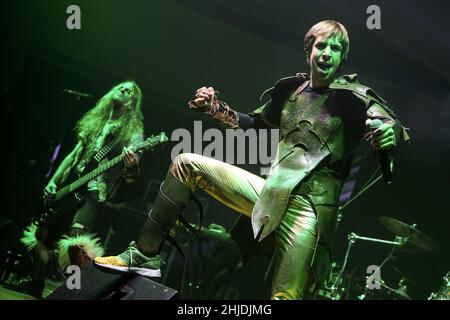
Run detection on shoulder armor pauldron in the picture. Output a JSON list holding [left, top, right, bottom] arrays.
[[259, 73, 309, 102], [330, 74, 388, 106]]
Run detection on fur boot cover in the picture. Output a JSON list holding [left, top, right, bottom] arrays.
[[20, 223, 53, 264], [56, 234, 105, 270]]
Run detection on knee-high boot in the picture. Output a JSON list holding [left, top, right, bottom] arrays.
[[137, 171, 191, 256]]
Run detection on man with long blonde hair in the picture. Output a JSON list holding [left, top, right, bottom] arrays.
[[21, 80, 144, 297], [96, 21, 409, 299]]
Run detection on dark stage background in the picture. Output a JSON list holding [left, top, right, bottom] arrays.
[[1, 0, 449, 299]]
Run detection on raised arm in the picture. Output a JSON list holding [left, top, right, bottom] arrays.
[[188, 86, 277, 130]]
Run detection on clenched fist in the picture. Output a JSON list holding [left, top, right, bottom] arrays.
[[191, 86, 216, 109]]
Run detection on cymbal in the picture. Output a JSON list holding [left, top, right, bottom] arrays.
[[379, 216, 442, 253], [394, 241, 425, 254]]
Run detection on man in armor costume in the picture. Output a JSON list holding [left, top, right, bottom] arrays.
[[94, 21, 409, 299]]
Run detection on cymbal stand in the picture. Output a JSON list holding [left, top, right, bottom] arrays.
[[331, 232, 408, 300], [330, 233, 356, 299]]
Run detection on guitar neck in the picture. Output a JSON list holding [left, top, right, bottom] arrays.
[[55, 153, 124, 201], [52, 132, 168, 203]]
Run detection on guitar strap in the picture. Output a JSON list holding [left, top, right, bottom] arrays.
[[93, 132, 120, 163], [76, 131, 121, 195]]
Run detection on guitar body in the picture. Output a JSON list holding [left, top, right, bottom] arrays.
[[34, 171, 89, 225], [32, 196, 85, 246], [33, 178, 97, 244]]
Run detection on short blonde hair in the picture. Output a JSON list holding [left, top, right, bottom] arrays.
[[304, 20, 350, 63]]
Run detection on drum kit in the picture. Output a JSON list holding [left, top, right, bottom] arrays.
[[319, 216, 447, 300]]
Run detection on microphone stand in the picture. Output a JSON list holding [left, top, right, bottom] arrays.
[[335, 167, 383, 233]]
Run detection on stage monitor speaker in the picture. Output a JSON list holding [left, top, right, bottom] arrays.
[[47, 263, 179, 300]]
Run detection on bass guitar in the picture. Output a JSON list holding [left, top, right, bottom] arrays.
[[33, 132, 169, 226]]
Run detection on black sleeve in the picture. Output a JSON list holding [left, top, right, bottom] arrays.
[[237, 112, 256, 129]]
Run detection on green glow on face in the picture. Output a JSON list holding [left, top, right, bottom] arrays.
[[309, 35, 343, 87], [112, 82, 134, 105]]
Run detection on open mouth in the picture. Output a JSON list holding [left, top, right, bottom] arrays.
[[317, 62, 333, 72]]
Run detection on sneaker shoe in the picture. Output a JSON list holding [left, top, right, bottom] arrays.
[[93, 241, 161, 277]]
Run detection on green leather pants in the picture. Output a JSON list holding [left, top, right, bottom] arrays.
[[169, 153, 318, 299]]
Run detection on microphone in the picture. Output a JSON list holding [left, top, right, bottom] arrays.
[[62, 89, 94, 98], [369, 119, 393, 184]]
